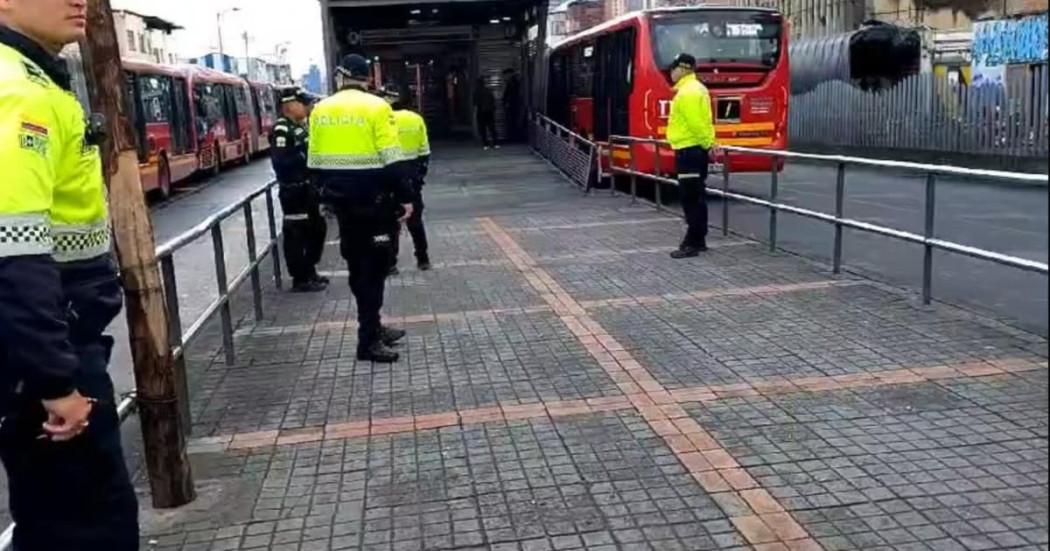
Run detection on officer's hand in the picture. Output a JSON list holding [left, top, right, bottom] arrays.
[[398, 203, 414, 223], [41, 390, 94, 442], [709, 145, 723, 161]]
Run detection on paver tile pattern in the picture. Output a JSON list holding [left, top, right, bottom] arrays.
[[141, 147, 1048, 551]]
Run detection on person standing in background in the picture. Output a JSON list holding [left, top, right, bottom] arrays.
[[382, 86, 432, 274], [665, 53, 717, 259], [474, 77, 498, 150], [502, 68, 522, 142]]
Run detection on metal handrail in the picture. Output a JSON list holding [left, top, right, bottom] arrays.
[[606, 135, 1048, 305]]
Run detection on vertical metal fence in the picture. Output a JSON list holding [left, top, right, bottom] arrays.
[[529, 115, 597, 189], [790, 68, 1050, 159]]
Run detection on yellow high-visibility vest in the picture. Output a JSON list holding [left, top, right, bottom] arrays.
[[307, 88, 402, 170], [0, 43, 109, 262], [666, 73, 716, 151]]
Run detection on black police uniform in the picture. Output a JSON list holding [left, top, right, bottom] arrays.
[[0, 27, 138, 549], [270, 106, 327, 290], [309, 55, 412, 362]]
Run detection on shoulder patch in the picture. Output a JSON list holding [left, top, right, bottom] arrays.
[[275, 136, 288, 147], [19, 120, 50, 156], [21, 61, 50, 87]]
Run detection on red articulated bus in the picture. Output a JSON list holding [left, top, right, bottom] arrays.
[[248, 80, 279, 156], [188, 66, 255, 175], [547, 6, 789, 175], [123, 60, 199, 198]]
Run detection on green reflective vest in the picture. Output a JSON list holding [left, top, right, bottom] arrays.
[[0, 43, 109, 262], [393, 109, 430, 160], [307, 88, 402, 170], [666, 73, 716, 151]]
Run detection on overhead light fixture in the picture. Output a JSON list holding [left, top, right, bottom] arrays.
[[410, 8, 421, 14], [502, 16, 511, 21], [431, 8, 438, 13], [489, 18, 500, 24]]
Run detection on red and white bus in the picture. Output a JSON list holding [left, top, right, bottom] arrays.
[[188, 67, 256, 175], [123, 60, 198, 197], [547, 6, 789, 174], [248, 80, 279, 156]]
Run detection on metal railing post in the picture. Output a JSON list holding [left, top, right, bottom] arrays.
[[769, 161, 779, 251], [721, 150, 731, 236], [159, 255, 192, 434], [833, 162, 846, 274], [265, 188, 283, 290], [922, 172, 937, 304], [629, 143, 638, 204], [243, 202, 264, 321], [210, 225, 236, 365], [653, 141, 663, 208], [607, 140, 615, 195]]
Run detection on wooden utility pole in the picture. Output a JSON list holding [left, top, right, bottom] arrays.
[[82, 0, 196, 508]]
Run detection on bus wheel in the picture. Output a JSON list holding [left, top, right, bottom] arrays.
[[157, 155, 172, 199], [211, 144, 222, 177]]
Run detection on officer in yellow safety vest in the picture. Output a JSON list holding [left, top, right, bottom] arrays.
[[381, 86, 431, 274], [666, 53, 718, 259], [308, 54, 414, 363], [0, 1, 138, 549]]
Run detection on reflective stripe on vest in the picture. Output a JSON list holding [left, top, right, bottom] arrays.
[[0, 212, 52, 256]]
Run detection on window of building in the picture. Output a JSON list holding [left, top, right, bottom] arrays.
[[139, 34, 146, 54], [127, 30, 136, 51]]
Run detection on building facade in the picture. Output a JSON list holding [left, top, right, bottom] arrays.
[[113, 10, 181, 65]]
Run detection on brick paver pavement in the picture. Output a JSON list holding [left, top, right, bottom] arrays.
[[142, 146, 1048, 551]]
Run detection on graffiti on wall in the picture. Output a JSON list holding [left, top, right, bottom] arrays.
[[972, 14, 1048, 67]]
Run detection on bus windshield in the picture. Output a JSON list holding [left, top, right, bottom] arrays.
[[652, 10, 782, 69]]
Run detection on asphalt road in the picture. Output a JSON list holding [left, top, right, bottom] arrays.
[[708, 162, 1049, 334], [108, 160, 278, 395]]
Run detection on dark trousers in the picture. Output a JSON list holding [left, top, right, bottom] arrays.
[[477, 111, 497, 147], [283, 213, 327, 285], [391, 184, 429, 267], [675, 146, 710, 249], [280, 185, 327, 285], [0, 273, 138, 550], [335, 208, 390, 350]]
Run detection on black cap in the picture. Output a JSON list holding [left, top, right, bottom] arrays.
[[337, 53, 371, 79], [378, 85, 400, 101], [669, 53, 696, 71], [277, 86, 313, 105]]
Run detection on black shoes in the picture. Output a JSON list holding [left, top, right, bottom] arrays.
[[292, 279, 327, 293], [670, 244, 707, 259], [388, 266, 400, 276], [312, 274, 330, 285], [381, 326, 406, 345], [417, 259, 432, 271], [357, 342, 400, 363]]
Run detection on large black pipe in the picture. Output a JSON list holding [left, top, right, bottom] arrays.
[[789, 21, 922, 94]]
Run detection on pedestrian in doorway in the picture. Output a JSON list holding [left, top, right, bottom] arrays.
[[666, 53, 717, 259], [271, 86, 328, 292], [474, 77, 498, 149], [308, 54, 412, 363], [0, 1, 139, 549], [502, 68, 522, 142], [382, 86, 432, 274]]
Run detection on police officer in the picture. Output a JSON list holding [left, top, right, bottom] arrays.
[[308, 54, 413, 363], [271, 86, 328, 292], [381, 86, 431, 273], [666, 53, 717, 259], [0, 1, 138, 549]]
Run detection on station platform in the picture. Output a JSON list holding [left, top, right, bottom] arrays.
[[141, 145, 1048, 551]]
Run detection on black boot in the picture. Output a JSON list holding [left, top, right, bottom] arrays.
[[670, 245, 706, 259], [292, 279, 327, 292], [417, 259, 432, 271], [357, 342, 400, 363], [381, 326, 406, 345]]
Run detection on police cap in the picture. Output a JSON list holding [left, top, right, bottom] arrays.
[[669, 53, 697, 72], [277, 86, 314, 105], [336, 53, 371, 79]]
